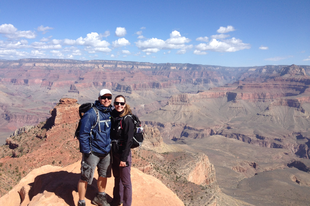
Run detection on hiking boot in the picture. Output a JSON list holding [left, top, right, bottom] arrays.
[[91, 194, 110, 206], [109, 199, 123, 206], [78, 201, 86, 206]]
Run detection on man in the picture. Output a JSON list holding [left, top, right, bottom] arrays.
[[77, 89, 113, 206]]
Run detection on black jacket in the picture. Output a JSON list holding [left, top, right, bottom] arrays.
[[111, 109, 134, 162]]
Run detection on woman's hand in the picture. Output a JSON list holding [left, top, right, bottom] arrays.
[[119, 161, 127, 167]]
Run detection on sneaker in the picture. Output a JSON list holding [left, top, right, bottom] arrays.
[[78, 201, 86, 206], [92, 194, 110, 206]]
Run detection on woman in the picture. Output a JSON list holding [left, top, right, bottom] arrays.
[[110, 95, 134, 206]]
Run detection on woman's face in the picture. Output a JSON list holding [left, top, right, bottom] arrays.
[[114, 97, 126, 112]]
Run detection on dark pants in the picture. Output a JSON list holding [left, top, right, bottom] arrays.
[[112, 151, 132, 206]]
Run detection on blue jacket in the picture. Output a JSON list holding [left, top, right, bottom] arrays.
[[79, 100, 112, 155]]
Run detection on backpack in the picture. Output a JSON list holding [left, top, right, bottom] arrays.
[[120, 114, 144, 148], [75, 103, 99, 139]]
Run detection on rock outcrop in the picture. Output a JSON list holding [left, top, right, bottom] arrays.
[[0, 97, 224, 205], [0, 161, 184, 206]]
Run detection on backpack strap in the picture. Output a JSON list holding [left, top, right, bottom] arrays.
[[120, 114, 132, 129], [91, 107, 100, 133]]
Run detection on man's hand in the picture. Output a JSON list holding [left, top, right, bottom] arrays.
[[119, 161, 127, 167]]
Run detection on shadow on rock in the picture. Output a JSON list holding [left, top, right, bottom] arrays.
[[28, 170, 110, 206]]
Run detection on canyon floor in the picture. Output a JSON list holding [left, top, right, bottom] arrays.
[[177, 135, 310, 206]]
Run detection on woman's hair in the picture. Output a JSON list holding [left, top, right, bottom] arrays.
[[114, 95, 132, 117]]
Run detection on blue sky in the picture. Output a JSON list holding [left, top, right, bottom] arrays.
[[0, 0, 309, 67]]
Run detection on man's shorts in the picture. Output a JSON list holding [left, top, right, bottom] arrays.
[[80, 152, 111, 184]]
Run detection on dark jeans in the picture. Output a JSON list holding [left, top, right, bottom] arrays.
[[112, 151, 132, 206]]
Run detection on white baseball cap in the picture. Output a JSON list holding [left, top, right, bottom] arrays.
[[99, 89, 112, 97]]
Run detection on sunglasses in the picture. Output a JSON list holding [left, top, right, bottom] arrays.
[[100, 96, 112, 100], [114, 102, 125, 106]]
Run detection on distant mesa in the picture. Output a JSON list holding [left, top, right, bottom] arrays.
[[280, 64, 307, 76]]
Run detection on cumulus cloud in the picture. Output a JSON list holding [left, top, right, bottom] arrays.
[[195, 38, 250, 52], [51, 50, 64, 58], [194, 50, 207, 55], [217, 25, 235, 33], [31, 41, 62, 49], [122, 50, 131, 54], [0, 24, 36, 39], [40, 37, 51, 42], [136, 30, 145, 39], [31, 50, 45, 56], [304, 56, 310, 61], [259, 46, 269, 50], [102, 31, 110, 37], [0, 49, 28, 57], [0, 24, 17, 34], [196, 36, 209, 42], [211, 34, 230, 39], [136, 38, 165, 54], [166, 30, 190, 46], [63, 32, 111, 53], [136, 30, 192, 54], [37, 25, 53, 34], [115, 27, 126, 37], [112, 38, 130, 47]]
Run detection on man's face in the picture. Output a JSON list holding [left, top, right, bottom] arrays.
[[98, 94, 112, 107]]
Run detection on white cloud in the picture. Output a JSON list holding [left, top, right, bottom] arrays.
[[122, 50, 131, 54], [31, 41, 62, 49], [136, 38, 165, 53], [0, 24, 36, 39], [259, 46, 269, 50], [37, 25, 53, 34], [137, 35, 144, 39], [136, 30, 192, 54], [195, 38, 250, 53], [166, 30, 190, 45], [211, 34, 230, 39], [72, 49, 82, 56], [63, 32, 111, 53], [177, 49, 187, 54], [0, 24, 17, 34], [196, 36, 209, 42], [194, 50, 207, 55], [217, 25, 235, 33], [51, 50, 64, 58], [63, 39, 76, 45], [31, 50, 45, 57], [112, 38, 130, 47], [136, 31, 145, 39], [115, 27, 126, 37], [265, 55, 293, 61], [3, 40, 28, 49], [52, 39, 62, 45], [102, 31, 110, 37], [304, 56, 310, 61], [0, 49, 28, 57], [40, 37, 51, 42]]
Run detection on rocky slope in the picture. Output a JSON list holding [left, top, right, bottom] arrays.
[[0, 97, 235, 206], [0, 162, 184, 206]]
